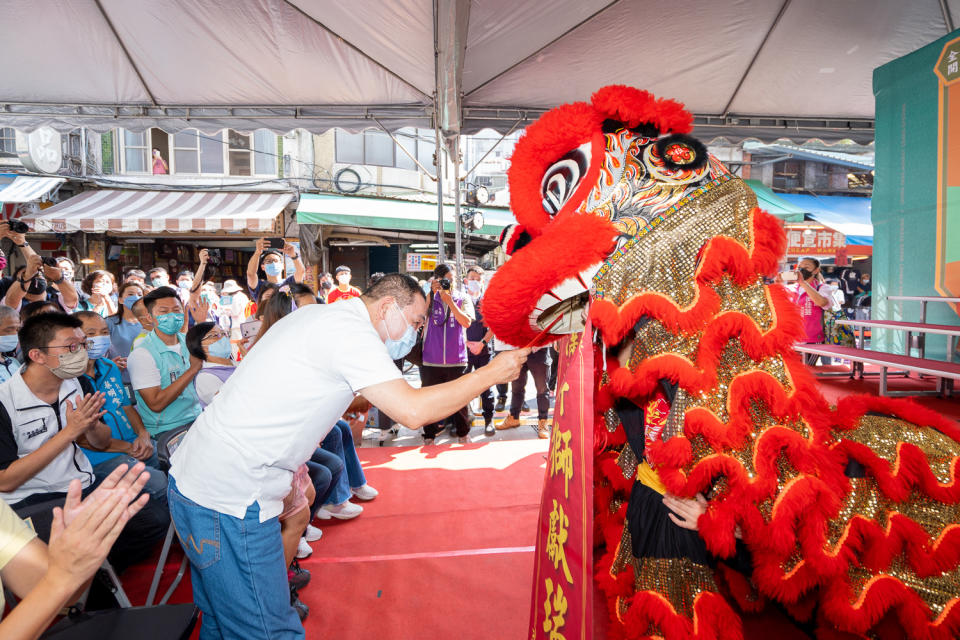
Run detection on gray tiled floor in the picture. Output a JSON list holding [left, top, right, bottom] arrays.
[[360, 363, 555, 447]]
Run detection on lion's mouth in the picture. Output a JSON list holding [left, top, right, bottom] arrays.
[[528, 262, 603, 335]]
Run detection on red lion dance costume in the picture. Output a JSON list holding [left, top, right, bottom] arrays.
[[482, 86, 960, 639]]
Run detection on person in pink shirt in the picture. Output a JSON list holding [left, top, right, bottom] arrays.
[[787, 257, 832, 363], [151, 149, 168, 175]]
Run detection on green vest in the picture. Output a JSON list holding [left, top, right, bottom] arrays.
[[133, 330, 201, 436]]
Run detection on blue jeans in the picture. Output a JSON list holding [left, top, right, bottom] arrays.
[[168, 477, 303, 640], [92, 448, 167, 505], [306, 446, 344, 517], [321, 420, 367, 505]]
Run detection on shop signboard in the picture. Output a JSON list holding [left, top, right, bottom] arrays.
[[406, 253, 438, 273], [785, 225, 845, 256], [528, 322, 594, 640], [934, 35, 960, 310], [15, 127, 62, 174]]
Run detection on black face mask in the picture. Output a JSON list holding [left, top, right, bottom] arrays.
[[798, 268, 813, 281]]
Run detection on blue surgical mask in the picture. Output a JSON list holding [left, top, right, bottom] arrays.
[[264, 262, 283, 277], [208, 336, 233, 360], [86, 335, 112, 360], [178, 281, 191, 290], [156, 312, 184, 335], [0, 334, 18, 353], [122, 294, 142, 310], [151, 277, 166, 288], [382, 303, 417, 360]]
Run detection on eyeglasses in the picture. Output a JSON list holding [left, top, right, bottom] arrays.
[[39, 342, 87, 354]]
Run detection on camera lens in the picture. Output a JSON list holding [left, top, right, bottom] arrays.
[[440, 278, 451, 290]]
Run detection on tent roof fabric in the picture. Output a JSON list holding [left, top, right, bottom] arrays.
[[296, 193, 512, 235], [0, 176, 66, 203], [777, 193, 873, 245], [2, 0, 956, 143], [22, 189, 293, 234]]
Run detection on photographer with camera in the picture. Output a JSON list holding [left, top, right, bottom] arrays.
[[0, 222, 79, 313], [246, 237, 305, 300], [419, 263, 475, 444]]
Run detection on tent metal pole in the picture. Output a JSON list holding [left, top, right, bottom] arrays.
[[452, 136, 463, 278], [435, 120, 446, 264]]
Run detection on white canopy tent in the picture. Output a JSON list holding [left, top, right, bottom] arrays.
[[1, 0, 957, 144]]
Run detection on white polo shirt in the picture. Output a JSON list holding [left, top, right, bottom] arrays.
[[170, 298, 402, 522]]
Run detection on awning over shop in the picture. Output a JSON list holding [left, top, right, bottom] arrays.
[[777, 193, 873, 245], [22, 189, 293, 233], [744, 180, 807, 222], [296, 193, 513, 236], [0, 175, 66, 203]]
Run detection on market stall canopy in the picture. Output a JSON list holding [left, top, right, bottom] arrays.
[[744, 179, 807, 222], [778, 193, 873, 245], [2, 0, 957, 143], [296, 193, 512, 236], [0, 175, 66, 203], [21, 189, 293, 233]]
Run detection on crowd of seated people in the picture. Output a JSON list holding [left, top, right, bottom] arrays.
[[0, 224, 379, 631]]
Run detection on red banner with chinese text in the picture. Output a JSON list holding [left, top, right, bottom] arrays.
[[528, 322, 594, 640]]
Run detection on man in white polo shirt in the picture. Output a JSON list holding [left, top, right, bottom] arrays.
[[169, 273, 528, 639]]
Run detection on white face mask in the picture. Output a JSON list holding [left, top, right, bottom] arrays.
[[337, 274, 350, 285], [465, 280, 481, 297]]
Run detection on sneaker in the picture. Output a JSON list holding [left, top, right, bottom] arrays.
[[494, 397, 506, 412], [316, 500, 363, 520], [484, 421, 495, 436], [537, 419, 551, 440], [351, 484, 379, 501], [295, 537, 313, 559], [288, 561, 311, 590], [290, 586, 309, 621], [304, 524, 323, 542], [496, 415, 521, 430]]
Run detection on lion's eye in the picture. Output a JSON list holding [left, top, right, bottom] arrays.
[[541, 143, 590, 216]]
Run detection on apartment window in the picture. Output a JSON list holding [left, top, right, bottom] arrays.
[[0, 128, 15, 154], [172, 129, 224, 174], [228, 130, 276, 176], [123, 130, 149, 173], [334, 128, 437, 170], [253, 130, 276, 175]]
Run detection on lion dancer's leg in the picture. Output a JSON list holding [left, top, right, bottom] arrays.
[[593, 342, 743, 640]]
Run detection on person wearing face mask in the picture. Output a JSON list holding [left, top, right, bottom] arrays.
[[4, 257, 80, 314], [420, 263, 475, 444], [168, 273, 528, 639], [176, 270, 195, 306], [126, 287, 202, 438], [463, 265, 496, 435], [217, 279, 250, 355], [106, 282, 146, 382], [0, 305, 21, 383], [0, 313, 158, 571], [75, 270, 117, 317], [325, 265, 362, 304], [787, 257, 833, 364], [75, 311, 169, 540], [148, 267, 171, 290], [246, 238, 305, 302], [124, 268, 148, 290]]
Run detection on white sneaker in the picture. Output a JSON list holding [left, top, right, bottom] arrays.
[[351, 484, 379, 501], [296, 537, 313, 559], [304, 524, 323, 542], [316, 501, 363, 520]]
